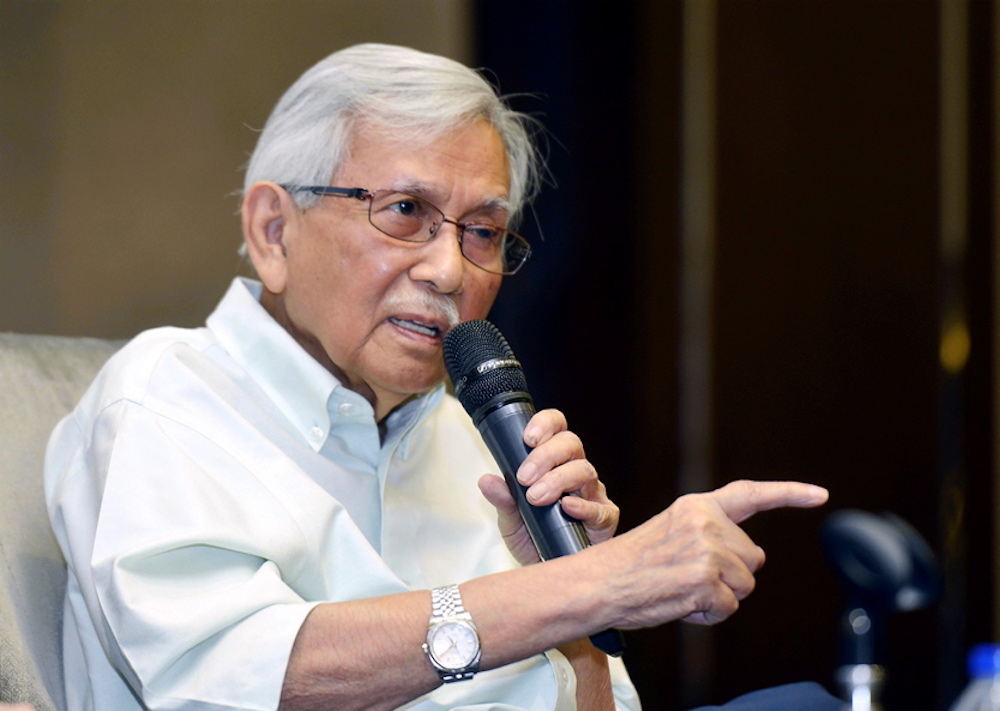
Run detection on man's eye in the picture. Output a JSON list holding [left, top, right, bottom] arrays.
[[464, 225, 501, 242], [389, 199, 420, 217]]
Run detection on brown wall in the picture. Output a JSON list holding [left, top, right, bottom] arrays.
[[628, 2, 994, 708], [0, 0, 473, 338]]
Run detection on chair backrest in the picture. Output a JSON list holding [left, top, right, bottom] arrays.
[[0, 333, 120, 711]]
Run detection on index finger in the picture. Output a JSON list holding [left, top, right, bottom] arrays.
[[710, 480, 829, 524]]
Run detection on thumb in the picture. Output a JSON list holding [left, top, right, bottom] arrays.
[[478, 473, 518, 514], [710, 480, 829, 524]]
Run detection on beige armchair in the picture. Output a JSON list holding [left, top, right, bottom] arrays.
[[0, 333, 120, 711]]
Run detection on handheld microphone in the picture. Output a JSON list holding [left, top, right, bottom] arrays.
[[442, 319, 625, 657]]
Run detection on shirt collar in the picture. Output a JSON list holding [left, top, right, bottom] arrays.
[[207, 277, 338, 450], [386, 385, 445, 459]]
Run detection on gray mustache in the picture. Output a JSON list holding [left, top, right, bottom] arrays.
[[383, 291, 459, 329]]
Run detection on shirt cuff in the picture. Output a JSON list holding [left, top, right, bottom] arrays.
[[543, 649, 578, 711]]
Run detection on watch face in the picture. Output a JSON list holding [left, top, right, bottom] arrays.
[[427, 620, 479, 669]]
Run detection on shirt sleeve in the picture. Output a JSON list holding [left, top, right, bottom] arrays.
[[50, 399, 324, 711]]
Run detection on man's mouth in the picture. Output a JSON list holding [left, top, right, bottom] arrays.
[[388, 317, 442, 338]]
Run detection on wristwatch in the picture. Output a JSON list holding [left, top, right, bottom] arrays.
[[422, 584, 481, 682]]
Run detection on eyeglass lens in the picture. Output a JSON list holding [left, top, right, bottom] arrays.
[[367, 191, 528, 275]]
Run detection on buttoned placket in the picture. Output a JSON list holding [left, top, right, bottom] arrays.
[[316, 386, 441, 554]]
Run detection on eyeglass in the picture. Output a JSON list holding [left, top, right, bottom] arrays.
[[280, 185, 532, 276]]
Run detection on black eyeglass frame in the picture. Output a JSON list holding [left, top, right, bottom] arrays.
[[280, 184, 532, 276]]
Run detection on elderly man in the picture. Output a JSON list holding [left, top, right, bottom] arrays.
[[46, 44, 832, 711]]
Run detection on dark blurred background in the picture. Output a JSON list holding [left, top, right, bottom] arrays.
[[2, 1, 995, 709]]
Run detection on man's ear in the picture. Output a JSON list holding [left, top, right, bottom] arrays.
[[242, 182, 292, 294]]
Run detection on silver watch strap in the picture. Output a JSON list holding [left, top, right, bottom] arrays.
[[430, 584, 466, 620]]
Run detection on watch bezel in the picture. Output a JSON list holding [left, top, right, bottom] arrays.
[[425, 617, 481, 670]]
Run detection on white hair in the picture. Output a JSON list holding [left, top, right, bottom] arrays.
[[243, 43, 543, 225]]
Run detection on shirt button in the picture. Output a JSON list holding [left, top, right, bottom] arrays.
[[309, 426, 324, 441], [338, 402, 355, 416]]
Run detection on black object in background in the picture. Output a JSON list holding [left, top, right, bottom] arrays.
[[822, 509, 941, 705]]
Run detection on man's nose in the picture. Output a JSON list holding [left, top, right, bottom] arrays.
[[409, 220, 467, 294]]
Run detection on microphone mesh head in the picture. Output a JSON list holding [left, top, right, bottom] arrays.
[[443, 320, 529, 415]]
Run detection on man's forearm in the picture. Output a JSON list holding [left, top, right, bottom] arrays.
[[279, 549, 614, 711], [279, 591, 439, 711], [279, 480, 831, 710]]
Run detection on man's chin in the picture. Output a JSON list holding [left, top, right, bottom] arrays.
[[376, 367, 447, 402]]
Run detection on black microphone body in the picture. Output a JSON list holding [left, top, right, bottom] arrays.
[[475, 397, 591, 561], [443, 320, 625, 657]]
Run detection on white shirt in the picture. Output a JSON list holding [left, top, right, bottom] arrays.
[[46, 277, 639, 711]]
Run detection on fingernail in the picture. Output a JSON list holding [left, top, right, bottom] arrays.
[[523, 426, 540, 447], [527, 481, 551, 504], [802, 485, 830, 504], [518, 462, 538, 485]]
